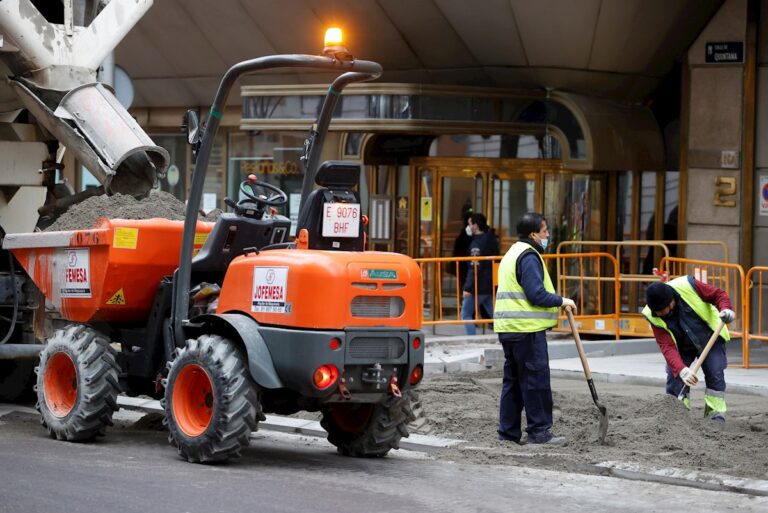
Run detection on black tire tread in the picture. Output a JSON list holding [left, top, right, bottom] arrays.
[[321, 393, 414, 458], [35, 324, 120, 441], [164, 334, 260, 463]]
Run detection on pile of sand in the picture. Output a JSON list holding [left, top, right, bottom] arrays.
[[45, 191, 220, 231], [416, 372, 768, 479]]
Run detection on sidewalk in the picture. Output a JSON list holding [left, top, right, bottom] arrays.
[[424, 331, 768, 397]]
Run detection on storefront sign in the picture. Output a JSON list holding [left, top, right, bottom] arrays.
[[705, 42, 744, 64]]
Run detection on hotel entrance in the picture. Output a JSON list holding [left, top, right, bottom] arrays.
[[409, 156, 607, 322], [409, 157, 606, 259]]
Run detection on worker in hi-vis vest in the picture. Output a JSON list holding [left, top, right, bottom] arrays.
[[643, 278, 735, 422], [494, 212, 576, 445]]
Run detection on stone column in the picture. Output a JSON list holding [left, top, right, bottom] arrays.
[[684, 0, 750, 265]]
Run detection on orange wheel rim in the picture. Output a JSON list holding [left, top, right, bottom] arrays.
[[172, 363, 214, 437], [44, 352, 77, 418]]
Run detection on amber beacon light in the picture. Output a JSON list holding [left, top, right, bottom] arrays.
[[323, 27, 352, 60]]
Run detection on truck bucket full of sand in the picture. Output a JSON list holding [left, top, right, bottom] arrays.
[[2, 219, 213, 323]]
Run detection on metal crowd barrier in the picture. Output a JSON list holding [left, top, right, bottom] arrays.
[[416, 249, 767, 369], [660, 256, 748, 367], [415, 252, 620, 339], [744, 266, 768, 368]]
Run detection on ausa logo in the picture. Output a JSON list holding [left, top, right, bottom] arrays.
[[361, 268, 397, 280]]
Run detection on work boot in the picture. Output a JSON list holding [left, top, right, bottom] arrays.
[[709, 413, 726, 424], [498, 435, 527, 445], [528, 434, 567, 446]]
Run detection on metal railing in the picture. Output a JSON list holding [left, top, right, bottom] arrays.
[[415, 248, 768, 369], [744, 266, 768, 368], [415, 252, 620, 339], [660, 256, 747, 367]]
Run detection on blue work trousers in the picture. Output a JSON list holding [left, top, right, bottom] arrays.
[[666, 338, 727, 396], [498, 330, 553, 442], [460, 294, 494, 335]]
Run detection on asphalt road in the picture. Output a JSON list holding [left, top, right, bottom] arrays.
[[1, 407, 766, 513]]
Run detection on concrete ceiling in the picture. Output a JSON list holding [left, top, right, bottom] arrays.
[[9, 0, 727, 109]]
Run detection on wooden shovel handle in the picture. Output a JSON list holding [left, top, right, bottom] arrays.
[[690, 319, 726, 375], [565, 306, 592, 380]]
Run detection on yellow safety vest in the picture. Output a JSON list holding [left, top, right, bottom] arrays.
[[642, 276, 730, 344], [494, 241, 558, 333]]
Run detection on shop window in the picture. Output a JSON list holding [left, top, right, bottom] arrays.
[[151, 134, 188, 201], [228, 131, 305, 235]]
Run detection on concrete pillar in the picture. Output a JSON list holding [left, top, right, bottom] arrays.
[[684, 0, 751, 265]]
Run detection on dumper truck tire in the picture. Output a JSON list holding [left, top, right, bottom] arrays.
[[35, 325, 120, 441], [0, 360, 36, 403], [405, 390, 433, 435], [163, 334, 261, 463], [321, 394, 415, 457]]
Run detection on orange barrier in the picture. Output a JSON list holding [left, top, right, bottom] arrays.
[[660, 256, 748, 367], [415, 252, 620, 339], [744, 266, 768, 368]]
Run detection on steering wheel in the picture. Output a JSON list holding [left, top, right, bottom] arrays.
[[239, 174, 288, 208]]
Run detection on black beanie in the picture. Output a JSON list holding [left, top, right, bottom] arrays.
[[646, 282, 674, 312]]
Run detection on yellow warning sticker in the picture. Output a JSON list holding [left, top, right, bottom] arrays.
[[106, 288, 126, 305], [113, 227, 139, 249], [194, 232, 209, 246]]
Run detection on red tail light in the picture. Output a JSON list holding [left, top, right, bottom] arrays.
[[329, 338, 342, 350], [313, 364, 339, 389], [409, 364, 423, 386], [412, 337, 421, 350]]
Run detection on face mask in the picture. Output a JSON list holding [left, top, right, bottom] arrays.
[[465, 225, 473, 237], [539, 237, 549, 250]]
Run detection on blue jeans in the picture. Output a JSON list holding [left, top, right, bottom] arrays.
[[460, 294, 494, 335]]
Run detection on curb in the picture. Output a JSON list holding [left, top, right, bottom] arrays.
[[115, 396, 461, 452], [550, 369, 768, 397]]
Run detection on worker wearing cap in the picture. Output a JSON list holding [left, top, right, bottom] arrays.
[[642, 276, 735, 422], [494, 212, 576, 445]]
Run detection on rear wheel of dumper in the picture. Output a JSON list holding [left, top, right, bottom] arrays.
[[164, 335, 261, 463], [321, 394, 415, 457], [35, 325, 120, 441]]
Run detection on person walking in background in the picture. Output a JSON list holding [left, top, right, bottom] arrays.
[[460, 213, 499, 335], [643, 276, 734, 422], [494, 212, 576, 445], [448, 208, 474, 289]]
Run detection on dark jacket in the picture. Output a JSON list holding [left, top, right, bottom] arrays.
[[463, 231, 499, 295], [648, 278, 731, 376]]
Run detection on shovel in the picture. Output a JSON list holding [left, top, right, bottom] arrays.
[[677, 319, 726, 401], [565, 306, 608, 444]]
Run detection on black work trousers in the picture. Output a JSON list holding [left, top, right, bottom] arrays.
[[497, 330, 553, 442]]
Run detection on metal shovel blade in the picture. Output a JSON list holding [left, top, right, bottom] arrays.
[[588, 378, 609, 444]]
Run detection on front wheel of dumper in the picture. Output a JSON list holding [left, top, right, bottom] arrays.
[[163, 335, 261, 463], [320, 393, 415, 457], [35, 325, 120, 441]]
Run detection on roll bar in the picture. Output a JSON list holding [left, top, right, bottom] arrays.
[[172, 54, 382, 348]]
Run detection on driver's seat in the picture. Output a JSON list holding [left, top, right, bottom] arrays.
[[296, 160, 364, 251], [191, 212, 291, 276]]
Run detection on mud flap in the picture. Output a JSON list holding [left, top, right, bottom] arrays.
[[190, 313, 283, 389]]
